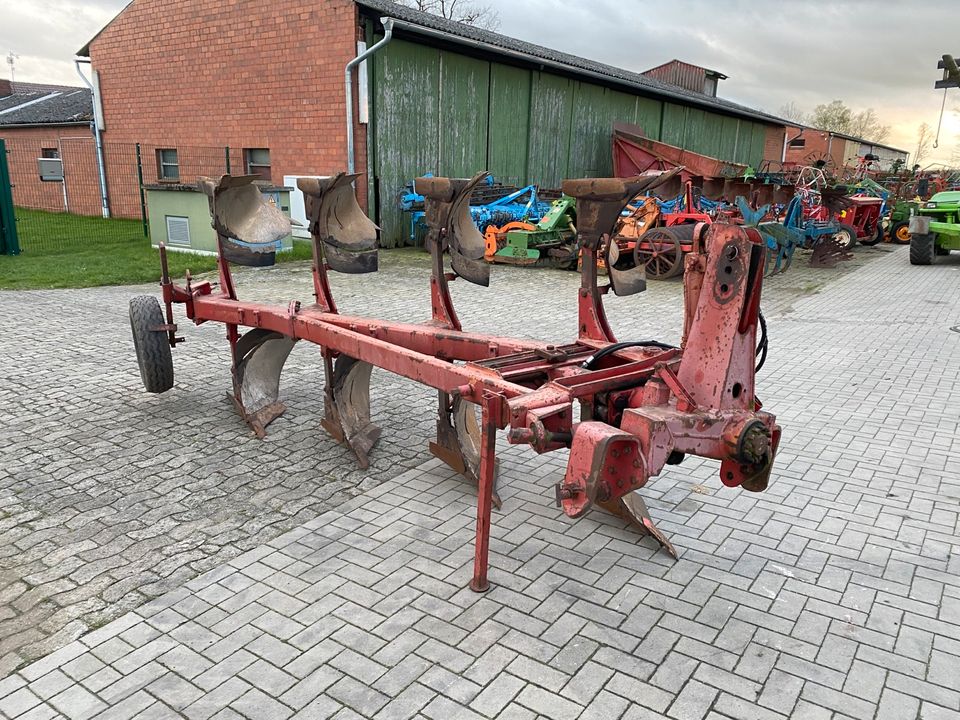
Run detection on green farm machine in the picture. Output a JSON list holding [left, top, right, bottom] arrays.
[[909, 191, 960, 264], [483, 195, 579, 268]]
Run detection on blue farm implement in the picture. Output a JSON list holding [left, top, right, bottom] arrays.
[[400, 175, 551, 243], [739, 195, 851, 274]]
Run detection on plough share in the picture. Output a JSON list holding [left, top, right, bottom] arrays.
[[131, 169, 782, 592]]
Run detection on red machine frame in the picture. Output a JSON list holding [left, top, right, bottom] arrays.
[[144, 171, 781, 593]]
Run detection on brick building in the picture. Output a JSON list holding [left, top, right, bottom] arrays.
[[783, 124, 908, 173], [80, 0, 794, 245], [0, 80, 103, 215]]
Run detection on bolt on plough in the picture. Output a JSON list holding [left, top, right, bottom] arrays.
[[130, 169, 781, 592]]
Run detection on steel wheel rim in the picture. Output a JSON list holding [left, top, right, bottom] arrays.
[[634, 232, 681, 278]]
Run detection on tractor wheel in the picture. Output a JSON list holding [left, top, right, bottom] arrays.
[[129, 295, 174, 393], [832, 223, 857, 250], [890, 221, 911, 244], [909, 233, 936, 266], [859, 223, 883, 246], [634, 227, 684, 279]]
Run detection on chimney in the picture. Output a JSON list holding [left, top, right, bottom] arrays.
[[0, 79, 12, 97]]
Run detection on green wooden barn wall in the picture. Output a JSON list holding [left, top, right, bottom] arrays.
[[370, 38, 777, 246]]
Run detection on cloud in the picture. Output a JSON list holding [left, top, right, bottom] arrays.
[[5, 0, 958, 162], [491, 0, 960, 162], [0, 0, 126, 84]]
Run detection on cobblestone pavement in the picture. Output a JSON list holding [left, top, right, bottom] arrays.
[[2, 244, 959, 719]]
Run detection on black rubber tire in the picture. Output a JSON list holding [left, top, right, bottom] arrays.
[[890, 221, 911, 244], [129, 295, 174, 393], [832, 223, 857, 250], [909, 233, 936, 266], [859, 223, 883, 246]]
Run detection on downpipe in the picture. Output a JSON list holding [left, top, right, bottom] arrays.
[[74, 58, 110, 218], [345, 17, 394, 174]]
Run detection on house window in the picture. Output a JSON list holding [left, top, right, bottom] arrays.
[[789, 138, 806, 148], [156, 149, 179, 180], [703, 76, 718, 97], [245, 148, 271, 181], [41, 148, 60, 159]]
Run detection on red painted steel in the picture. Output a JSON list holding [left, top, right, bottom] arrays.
[[147, 172, 782, 592], [613, 122, 747, 183]]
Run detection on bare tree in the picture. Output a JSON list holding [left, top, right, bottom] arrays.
[[848, 108, 891, 144], [396, 0, 501, 30], [777, 101, 807, 125], [914, 122, 932, 167]]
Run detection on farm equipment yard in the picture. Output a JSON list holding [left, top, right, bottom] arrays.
[[3, 2, 960, 718], [1, 238, 959, 718]]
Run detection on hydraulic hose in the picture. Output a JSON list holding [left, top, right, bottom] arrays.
[[581, 340, 678, 370]]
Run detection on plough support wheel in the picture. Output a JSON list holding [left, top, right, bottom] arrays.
[[129, 295, 174, 394]]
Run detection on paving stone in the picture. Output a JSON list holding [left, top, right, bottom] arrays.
[[469, 672, 525, 717], [0, 687, 43, 717], [182, 677, 251, 720], [419, 665, 482, 705], [281, 666, 344, 710], [326, 675, 390, 717], [515, 684, 583, 720], [5, 249, 960, 720], [667, 679, 718, 720], [144, 671, 204, 711], [230, 688, 294, 719], [372, 682, 435, 720], [289, 694, 342, 720]]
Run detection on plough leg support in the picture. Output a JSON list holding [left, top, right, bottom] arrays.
[[470, 394, 501, 593]]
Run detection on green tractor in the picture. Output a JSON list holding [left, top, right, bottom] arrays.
[[888, 199, 921, 244], [909, 190, 960, 264]]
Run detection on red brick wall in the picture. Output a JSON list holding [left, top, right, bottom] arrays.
[[784, 125, 839, 169], [0, 125, 104, 215], [88, 0, 364, 216], [763, 125, 785, 165]]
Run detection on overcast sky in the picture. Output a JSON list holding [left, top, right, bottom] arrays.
[[3, 0, 958, 164]]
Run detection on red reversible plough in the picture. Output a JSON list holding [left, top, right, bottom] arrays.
[[130, 170, 781, 592]]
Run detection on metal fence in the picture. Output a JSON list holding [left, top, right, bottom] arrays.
[[0, 137, 231, 254]]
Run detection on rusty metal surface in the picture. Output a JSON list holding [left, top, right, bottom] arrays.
[[199, 175, 289, 267], [145, 170, 782, 593]]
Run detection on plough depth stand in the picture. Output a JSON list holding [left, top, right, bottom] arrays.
[[130, 170, 782, 592]]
